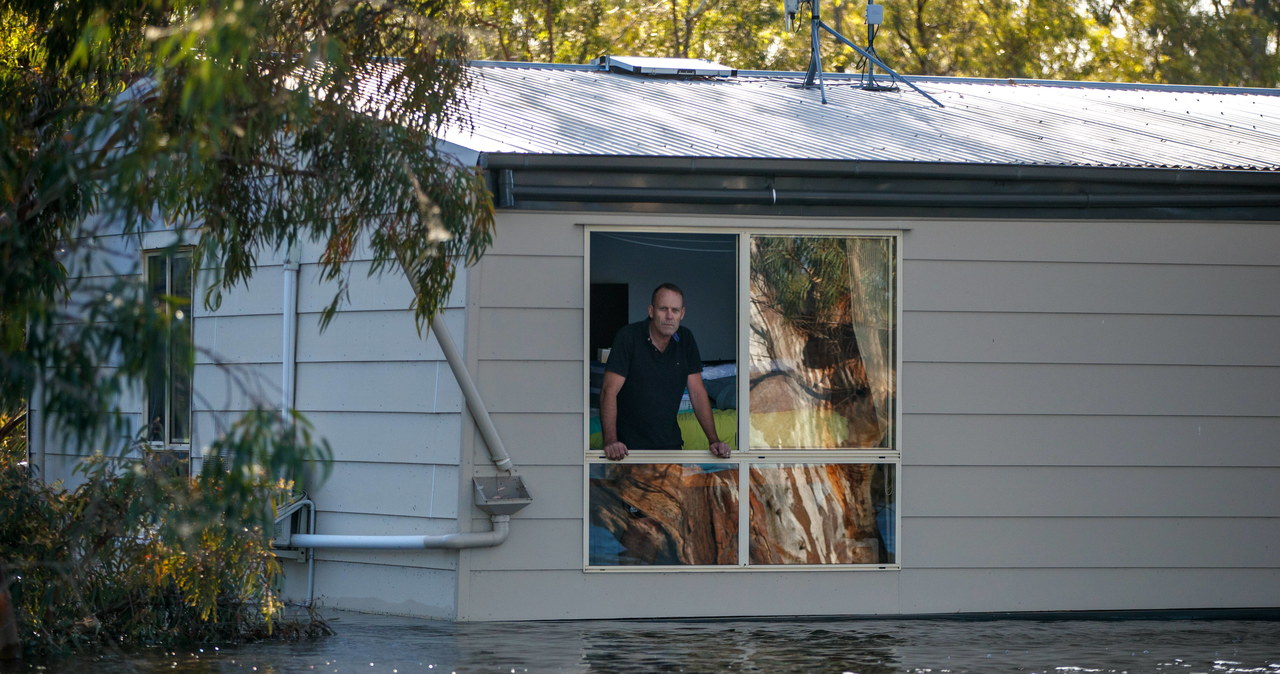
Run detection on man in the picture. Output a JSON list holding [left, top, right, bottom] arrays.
[[599, 282, 732, 460]]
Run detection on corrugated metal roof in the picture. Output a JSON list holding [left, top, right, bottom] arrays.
[[431, 62, 1280, 172]]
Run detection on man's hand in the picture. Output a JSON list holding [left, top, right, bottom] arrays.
[[708, 441, 731, 459], [604, 440, 630, 460]]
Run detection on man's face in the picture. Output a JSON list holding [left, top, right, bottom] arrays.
[[648, 288, 686, 338]]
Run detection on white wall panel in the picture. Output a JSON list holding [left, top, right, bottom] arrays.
[[488, 412, 583, 467], [459, 568, 901, 621], [906, 414, 1280, 467], [906, 218, 1280, 266], [904, 466, 1280, 517], [194, 314, 283, 364], [191, 362, 282, 411], [904, 362, 1280, 416], [296, 308, 462, 363], [294, 361, 462, 414], [296, 261, 468, 313], [897, 567, 1280, 614], [905, 312, 1280, 366], [907, 516, 1280, 568], [476, 360, 582, 414], [905, 260, 1280, 316], [303, 561, 457, 619], [476, 256, 583, 309], [311, 461, 459, 518], [304, 411, 462, 465], [475, 308, 582, 361], [464, 519, 582, 571], [201, 267, 284, 316], [487, 212, 584, 257]]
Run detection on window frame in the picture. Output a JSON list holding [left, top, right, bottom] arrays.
[[143, 247, 194, 461], [582, 225, 903, 572]]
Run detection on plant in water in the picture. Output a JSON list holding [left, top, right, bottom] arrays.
[[0, 409, 333, 658]]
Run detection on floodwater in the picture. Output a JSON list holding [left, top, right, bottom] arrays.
[[5, 611, 1279, 673]]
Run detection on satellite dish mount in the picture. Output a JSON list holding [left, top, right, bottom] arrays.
[[786, 0, 943, 107]]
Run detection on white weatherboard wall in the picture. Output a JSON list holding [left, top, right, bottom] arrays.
[[266, 243, 470, 618], [453, 211, 1280, 621], [181, 235, 470, 618]]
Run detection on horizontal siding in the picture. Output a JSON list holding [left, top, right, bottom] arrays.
[[897, 567, 1280, 614], [305, 411, 462, 465], [905, 312, 1280, 366], [906, 415, 1280, 467], [466, 519, 583, 572], [294, 361, 462, 414], [905, 466, 1280, 517], [195, 314, 283, 364], [905, 259, 1280, 315], [904, 362, 1280, 416], [475, 308, 582, 361], [311, 461, 459, 519], [906, 517, 1280, 568], [489, 412, 584, 467], [476, 255, 583, 309], [301, 561, 457, 619], [202, 267, 285, 316], [906, 218, 1280, 266], [459, 568, 902, 621], [453, 214, 1280, 621], [295, 308, 461, 363], [191, 362, 281, 411], [476, 360, 582, 414]]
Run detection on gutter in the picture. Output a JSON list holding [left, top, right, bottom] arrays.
[[481, 154, 1280, 188]]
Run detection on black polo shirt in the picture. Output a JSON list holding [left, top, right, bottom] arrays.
[[605, 319, 703, 450]]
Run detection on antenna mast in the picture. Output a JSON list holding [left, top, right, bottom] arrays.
[[786, 0, 943, 107]]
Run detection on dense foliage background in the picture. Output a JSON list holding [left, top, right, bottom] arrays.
[[459, 0, 1280, 86]]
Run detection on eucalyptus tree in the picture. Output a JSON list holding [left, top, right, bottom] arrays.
[[459, 0, 1277, 86], [1, 0, 493, 653]]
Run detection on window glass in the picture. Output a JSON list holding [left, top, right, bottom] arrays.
[[589, 463, 739, 566], [168, 253, 193, 444], [748, 236, 896, 449], [145, 250, 193, 446], [749, 463, 896, 565]]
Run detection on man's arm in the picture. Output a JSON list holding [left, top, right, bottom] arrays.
[[600, 371, 629, 460], [687, 373, 731, 458]]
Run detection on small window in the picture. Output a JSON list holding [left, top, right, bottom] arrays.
[[586, 230, 899, 570], [144, 249, 193, 453]]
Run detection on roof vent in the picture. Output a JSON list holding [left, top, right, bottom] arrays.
[[595, 55, 736, 78]]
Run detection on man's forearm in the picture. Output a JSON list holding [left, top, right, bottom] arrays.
[[600, 394, 619, 445]]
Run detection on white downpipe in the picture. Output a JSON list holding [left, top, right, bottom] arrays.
[[283, 305, 521, 555], [282, 244, 300, 415], [429, 313, 514, 472], [291, 515, 510, 550]]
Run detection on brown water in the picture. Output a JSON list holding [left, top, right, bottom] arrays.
[[4, 611, 1278, 673]]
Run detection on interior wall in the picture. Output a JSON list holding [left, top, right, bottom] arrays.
[[589, 231, 736, 361]]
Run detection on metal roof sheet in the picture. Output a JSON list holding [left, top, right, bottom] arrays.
[[427, 62, 1280, 172]]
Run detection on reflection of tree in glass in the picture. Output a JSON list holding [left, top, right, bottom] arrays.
[[589, 464, 739, 565], [750, 236, 895, 449]]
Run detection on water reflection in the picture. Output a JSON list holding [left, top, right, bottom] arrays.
[[3, 611, 1278, 673]]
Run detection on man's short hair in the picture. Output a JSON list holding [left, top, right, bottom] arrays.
[[650, 282, 684, 306]]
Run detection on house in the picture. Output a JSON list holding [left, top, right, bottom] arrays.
[[33, 57, 1280, 621]]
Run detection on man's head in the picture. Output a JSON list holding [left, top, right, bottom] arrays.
[[647, 282, 686, 339]]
